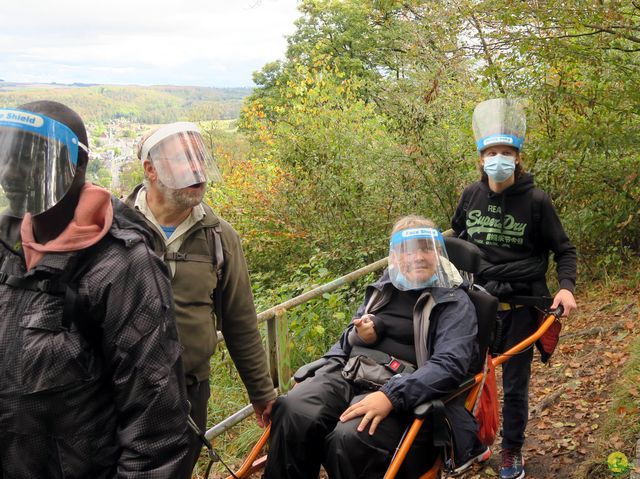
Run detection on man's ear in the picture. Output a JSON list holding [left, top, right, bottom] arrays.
[[143, 160, 157, 181]]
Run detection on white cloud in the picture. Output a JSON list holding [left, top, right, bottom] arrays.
[[0, 0, 300, 87]]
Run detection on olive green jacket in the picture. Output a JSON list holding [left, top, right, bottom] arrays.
[[126, 185, 275, 403]]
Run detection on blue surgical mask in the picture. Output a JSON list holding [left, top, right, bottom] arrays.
[[393, 272, 438, 291], [483, 154, 516, 182]]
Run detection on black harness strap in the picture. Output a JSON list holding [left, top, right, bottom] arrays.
[[349, 345, 416, 375], [0, 274, 65, 295], [0, 242, 106, 344], [206, 224, 225, 282], [206, 224, 225, 327], [164, 252, 212, 263], [165, 224, 226, 327]]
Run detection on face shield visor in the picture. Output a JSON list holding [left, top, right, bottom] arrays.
[[472, 98, 526, 152], [388, 227, 460, 291], [0, 108, 87, 218], [140, 122, 222, 189]]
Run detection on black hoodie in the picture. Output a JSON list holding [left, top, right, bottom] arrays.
[[451, 173, 576, 294]]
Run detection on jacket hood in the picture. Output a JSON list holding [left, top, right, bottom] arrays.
[[124, 183, 144, 207], [20, 184, 113, 271], [111, 196, 157, 246]]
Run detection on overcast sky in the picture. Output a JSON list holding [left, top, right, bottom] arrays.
[[0, 0, 300, 88]]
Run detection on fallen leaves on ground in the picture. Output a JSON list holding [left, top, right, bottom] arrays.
[[458, 282, 640, 479]]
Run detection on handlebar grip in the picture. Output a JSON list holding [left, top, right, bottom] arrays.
[[551, 305, 564, 318]]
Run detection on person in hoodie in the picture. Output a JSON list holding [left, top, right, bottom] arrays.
[[264, 215, 489, 479], [451, 98, 577, 479], [0, 101, 190, 478]]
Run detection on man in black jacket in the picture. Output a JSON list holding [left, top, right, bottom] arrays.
[[0, 101, 190, 478], [452, 98, 577, 479]]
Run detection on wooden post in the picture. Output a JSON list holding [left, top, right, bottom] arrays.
[[266, 316, 279, 389], [276, 309, 292, 393]]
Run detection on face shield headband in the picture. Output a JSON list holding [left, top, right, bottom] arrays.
[[388, 227, 458, 291], [476, 133, 524, 152], [140, 122, 222, 190], [472, 98, 526, 152], [0, 108, 88, 217]]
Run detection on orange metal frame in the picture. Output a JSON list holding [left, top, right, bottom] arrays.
[[226, 311, 560, 479], [384, 311, 559, 479]]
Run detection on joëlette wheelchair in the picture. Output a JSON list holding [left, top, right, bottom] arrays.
[[222, 237, 563, 479]]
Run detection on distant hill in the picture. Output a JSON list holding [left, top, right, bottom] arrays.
[[0, 82, 253, 122]]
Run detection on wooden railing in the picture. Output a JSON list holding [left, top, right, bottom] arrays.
[[205, 257, 388, 440]]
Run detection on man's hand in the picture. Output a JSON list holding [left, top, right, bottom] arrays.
[[252, 399, 276, 428], [352, 314, 377, 344], [551, 289, 577, 317], [339, 391, 393, 435]]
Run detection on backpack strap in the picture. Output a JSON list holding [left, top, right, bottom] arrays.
[[0, 273, 65, 295], [60, 241, 108, 349], [164, 252, 212, 263], [163, 222, 226, 328], [0, 243, 104, 349], [210, 224, 225, 282], [204, 224, 225, 329]]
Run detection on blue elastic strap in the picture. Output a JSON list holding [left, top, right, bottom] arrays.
[[390, 227, 444, 247], [476, 133, 524, 152], [0, 108, 81, 166]]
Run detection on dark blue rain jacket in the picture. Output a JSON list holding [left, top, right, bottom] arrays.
[[325, 270, 480, 464]]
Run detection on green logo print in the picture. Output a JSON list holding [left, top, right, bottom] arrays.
[[466, 209, 527, 247]]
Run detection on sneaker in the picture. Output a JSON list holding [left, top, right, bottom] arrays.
[[500, 448, 525, 479], [449, 446, 492, 476]]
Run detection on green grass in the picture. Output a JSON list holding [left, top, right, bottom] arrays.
[[194, 345, 263, 478], [591, 336, 640, 478], [576, 267, 640, 479]]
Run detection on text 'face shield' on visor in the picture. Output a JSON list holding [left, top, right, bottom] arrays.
[[0, 108, 87, 218], [140, 122, 222, 189], [472, 98, 526, 152], [388, 228, 459, 291]]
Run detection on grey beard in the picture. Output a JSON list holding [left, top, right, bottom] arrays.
[[155, 178, 204, 210]]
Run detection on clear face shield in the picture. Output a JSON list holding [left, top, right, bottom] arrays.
[[0, 108, 88, 218], [140, 122, 222, 189], [388, 227, 458, 291], [472, 98, 526, 152]]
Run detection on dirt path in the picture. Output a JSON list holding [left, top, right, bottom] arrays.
[[458, 283, 639, 479]]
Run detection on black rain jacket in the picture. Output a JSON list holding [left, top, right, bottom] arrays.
[[0, 199, 190, 478]]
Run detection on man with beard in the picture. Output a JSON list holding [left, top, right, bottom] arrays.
[[126, 122, 275, 478]]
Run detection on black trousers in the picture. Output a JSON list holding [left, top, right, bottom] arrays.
[[498, 306, 537, 451], [263, 358, 435, 479], [176, 378, 211, 479]]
